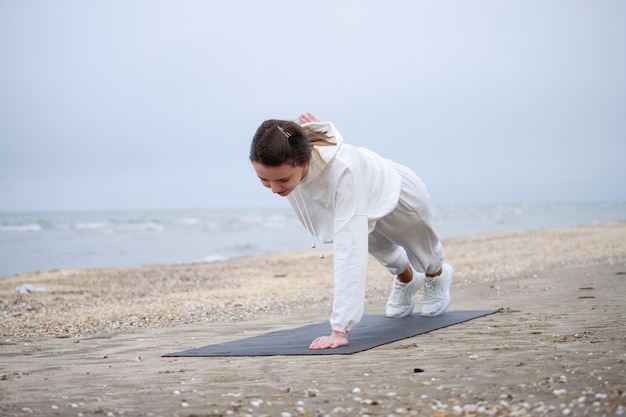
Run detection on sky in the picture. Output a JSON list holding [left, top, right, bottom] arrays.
[[1, 1, 625, 212]]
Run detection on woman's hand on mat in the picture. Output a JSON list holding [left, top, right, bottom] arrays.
[[308, 330, 348, 350]]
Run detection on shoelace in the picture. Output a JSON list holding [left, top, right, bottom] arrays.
[[423, 278, 436, 301], [390, 280, 408, 303]]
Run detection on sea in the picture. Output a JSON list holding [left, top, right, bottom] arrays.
[[1, 202, 625, 278]]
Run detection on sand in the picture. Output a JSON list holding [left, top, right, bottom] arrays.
[[1, 223, 625, 416]]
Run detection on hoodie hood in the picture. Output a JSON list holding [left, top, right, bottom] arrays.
[[299, 121, 342, 187]]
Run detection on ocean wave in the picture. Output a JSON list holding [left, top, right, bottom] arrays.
[[73, 222, 111, 230], [0, 224, 42, 232]]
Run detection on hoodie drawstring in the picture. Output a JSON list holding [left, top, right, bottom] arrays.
[[293, 188, 325, 259]]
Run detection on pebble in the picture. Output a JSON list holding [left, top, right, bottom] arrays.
[[14, 284, 46, 294]]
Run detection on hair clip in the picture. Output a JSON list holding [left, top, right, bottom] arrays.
[[276, 125, 291, 138]]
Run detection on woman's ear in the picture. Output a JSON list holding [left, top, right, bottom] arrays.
[[301, 162, 310, 180]]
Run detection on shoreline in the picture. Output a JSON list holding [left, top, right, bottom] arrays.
[[2, 201, 625, 279], [1, 222, 625, 416]]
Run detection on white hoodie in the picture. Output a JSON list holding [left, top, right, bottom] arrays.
[[287, 121, 402, 333]]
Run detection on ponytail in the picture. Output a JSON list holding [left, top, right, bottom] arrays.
[[250, 119, 335, 167]]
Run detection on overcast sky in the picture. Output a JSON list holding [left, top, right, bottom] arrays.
[[1, 1, 625, 212]]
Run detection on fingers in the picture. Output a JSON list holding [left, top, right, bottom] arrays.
[[309, 340, 336, 350], [298, 112, 322, 124], [309, 336, 331, 350], [308, 334, 348, 350], [308, 337, 329, 350]]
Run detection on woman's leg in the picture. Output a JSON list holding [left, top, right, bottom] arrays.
[[368, 228, 410, 276], [369, 228, 424, 317], [374, 164, 444, 275], [373, 163, 452, 317]]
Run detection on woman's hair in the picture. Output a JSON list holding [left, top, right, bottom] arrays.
[[249, 119, 334, 167]]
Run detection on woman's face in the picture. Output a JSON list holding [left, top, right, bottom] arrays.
[[252, 161, 308, 197]]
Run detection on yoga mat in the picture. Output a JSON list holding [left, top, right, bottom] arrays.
[[164, 309, 502, 357]]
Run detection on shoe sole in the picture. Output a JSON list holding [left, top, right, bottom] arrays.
[[421, 263, 454, 317], [386, 274, 424, 318]]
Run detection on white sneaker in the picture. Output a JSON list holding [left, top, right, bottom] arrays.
[[421, 263, 454, 317], [385, 267, 424, 318]]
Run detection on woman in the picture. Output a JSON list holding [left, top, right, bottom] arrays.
[[250, 112, 453, 350]]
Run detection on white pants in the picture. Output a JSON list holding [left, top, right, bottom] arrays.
[[368, 163, 445, 276]]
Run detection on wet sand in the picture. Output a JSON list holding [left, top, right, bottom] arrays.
[[1, 223, 625, 416]]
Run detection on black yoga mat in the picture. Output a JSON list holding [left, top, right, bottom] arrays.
[[163, 309, 502, 357]]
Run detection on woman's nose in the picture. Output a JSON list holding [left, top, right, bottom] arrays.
[[270, 182, 282, 193]]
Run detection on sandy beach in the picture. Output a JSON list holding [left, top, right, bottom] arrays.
[[1, 223, 625, 416]]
